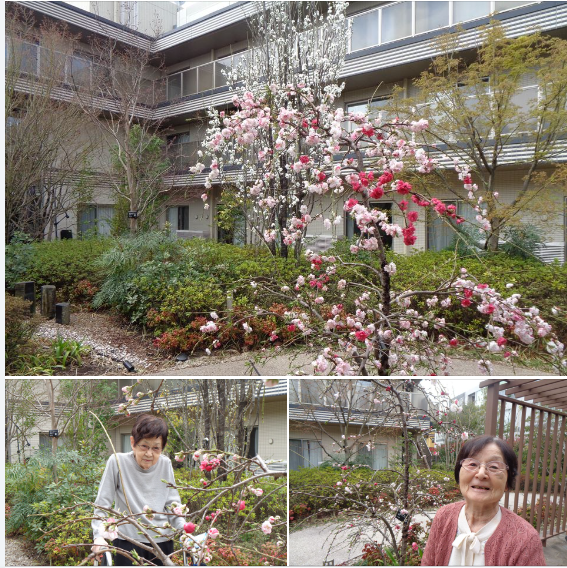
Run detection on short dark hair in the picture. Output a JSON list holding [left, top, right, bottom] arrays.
[[131, 414, 168, 448], [454, 435, 518, 490]]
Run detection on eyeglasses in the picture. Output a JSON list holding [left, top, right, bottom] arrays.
[[460, 458, 508, 474], [137, 444, 162, 454]]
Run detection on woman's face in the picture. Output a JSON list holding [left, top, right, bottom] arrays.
[[130, 436, 163, 469], [459, 443, 508, 509]]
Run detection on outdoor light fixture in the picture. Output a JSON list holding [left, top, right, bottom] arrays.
[[123, 360, 135, 372]]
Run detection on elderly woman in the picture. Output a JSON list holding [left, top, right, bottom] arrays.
[[91, 414, 186, 566], [422, 435, 546, 566]]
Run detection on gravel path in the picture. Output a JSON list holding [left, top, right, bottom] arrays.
[[4, 535, 47, 566], [34, 310, 169, 374]]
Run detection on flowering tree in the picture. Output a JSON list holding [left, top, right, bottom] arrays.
[[199, 1, 349, 257], [290, 379, 469, 565], [42, 379, 286, 566], [197, 82, 565, 376]]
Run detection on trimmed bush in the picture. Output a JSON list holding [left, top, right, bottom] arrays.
[[22, 237, 113, 301]]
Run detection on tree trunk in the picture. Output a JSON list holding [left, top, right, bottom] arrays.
[[46, 379, 59, 482], [485, 216, 501, 251], [201, 380, 212, 480], [216, 380, 227, 481]]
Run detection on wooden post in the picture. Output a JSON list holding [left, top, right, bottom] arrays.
[[485, 382, 500, 436], [41, 285, 56, 319]]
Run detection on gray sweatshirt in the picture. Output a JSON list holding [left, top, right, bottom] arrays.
[[92, 452, 185, 543]]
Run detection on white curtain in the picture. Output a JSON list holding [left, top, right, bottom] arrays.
[[97, 205, 114, 236]]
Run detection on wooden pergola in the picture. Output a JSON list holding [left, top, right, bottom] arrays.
[[480, 379, 567, 545]]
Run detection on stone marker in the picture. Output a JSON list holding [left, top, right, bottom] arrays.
[[55, 302, 70, 325], [15, 281, 35, 313], [41, 285, 56, 319]]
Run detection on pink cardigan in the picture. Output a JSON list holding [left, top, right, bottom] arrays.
[[421, 501, 546, 566]]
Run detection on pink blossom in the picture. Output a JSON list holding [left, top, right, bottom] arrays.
[[208, 528, 220, 540], [184, 522, 196, 534], [261, 520, 273, 534]]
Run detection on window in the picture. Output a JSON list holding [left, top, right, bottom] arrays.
[[289, 439, 323, 470], [122, 433, 132, 453], [427, 200, 476, 251], [168, 133, 192, 171], [494, 1, 533, 12], [415, 2, 449, 35], [381, 2, 412, 45], [347, 96, 393, 131], [67, 53, 92, 88], [350, 9, 379, 52], [346, 202, 393, 249], [347, 2, 538, 54], [215, 56, 232, 88], [167, 206, 189, 234], [79, 205, 114, 236], [167, 73, 182, 101], [358, 443, 388, 469], [501, 85, 539, 134], [9, 40, 39, 76], [182, 68, 197, 96], [453, 1, 490, 23], [199, 62, 214, 92], [120, 1, 139, 29]]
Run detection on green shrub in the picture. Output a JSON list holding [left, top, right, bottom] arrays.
[[22, 237, 113, 301], [326, 247, 567, 344], [5, 231, 34, 290], [289, 466, 461, 522], [499, 223, 546, 261], [6, 448, 106, 564], [5, 293, 41, 372]]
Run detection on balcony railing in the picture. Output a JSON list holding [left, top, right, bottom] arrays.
[[347, 0, 538, 53], [165, 51, 248, 101], [10, 0, 543, 111]]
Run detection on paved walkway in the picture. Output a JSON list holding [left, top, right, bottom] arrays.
[[158, 349, 555, 376], [289, 509, 567, 566]]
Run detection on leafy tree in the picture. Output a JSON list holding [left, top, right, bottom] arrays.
[[74, 28, 173, 234], [391, 23, 567, 252], [109, 125, 171, 234]]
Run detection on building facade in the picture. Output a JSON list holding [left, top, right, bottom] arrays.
[[8, 1, 567, 261], [289, 378, 431, 471]]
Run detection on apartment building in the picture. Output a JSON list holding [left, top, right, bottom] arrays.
[[8, 1, 567, 260]]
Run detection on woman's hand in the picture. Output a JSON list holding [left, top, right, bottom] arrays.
[[92, 537, 108, 561]]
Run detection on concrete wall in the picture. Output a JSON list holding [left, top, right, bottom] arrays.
[[256, 396, 287, 464]]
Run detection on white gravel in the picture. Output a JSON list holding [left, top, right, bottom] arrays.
[[37, 320, 151, 370], [4, 536, 46, 566]]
